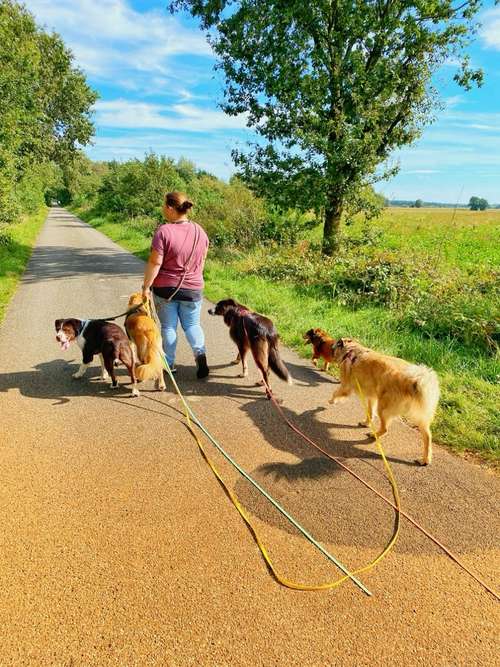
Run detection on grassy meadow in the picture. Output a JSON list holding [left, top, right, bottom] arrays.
[[74, 205, 499, 465], [0, 208, 47, 324]]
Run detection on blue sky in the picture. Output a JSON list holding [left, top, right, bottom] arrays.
[[26, 0, 500, 204]]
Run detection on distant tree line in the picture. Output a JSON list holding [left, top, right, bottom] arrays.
[[388, 199, 495, 209]]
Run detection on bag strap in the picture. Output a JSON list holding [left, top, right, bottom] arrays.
[[163, 221, 202, 302]]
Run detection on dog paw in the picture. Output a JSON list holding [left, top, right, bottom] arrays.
[[130, 388, 140, 397], [238, 372, 249, 378], [328, 397, 336, 404], [72, 372, 83, 379]]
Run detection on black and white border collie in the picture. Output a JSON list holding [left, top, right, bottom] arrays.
[[54, 318, 139, 396]]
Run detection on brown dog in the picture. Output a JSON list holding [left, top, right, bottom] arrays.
[[125, 293, 166, 391], [208, 298, 292, 389], [328, 338, 440, 465], [304, 328, 336, 371]]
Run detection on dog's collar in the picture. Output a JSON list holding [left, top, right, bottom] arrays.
[[78, 319, 90, 336], [340, 349, 357, 364]]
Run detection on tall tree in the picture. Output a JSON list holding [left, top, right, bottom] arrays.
[[170, 0, 484, 254], [0, 0, 97, 222]]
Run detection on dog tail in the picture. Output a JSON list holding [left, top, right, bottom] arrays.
[[135, 345, 164, 382], [268, 344, 292, 384], [408, 365, 440, 421]]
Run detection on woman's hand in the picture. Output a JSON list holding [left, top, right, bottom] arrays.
[[142, 286, 151, 302]]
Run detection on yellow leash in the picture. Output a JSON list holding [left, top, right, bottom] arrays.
[[146, 296, 400, 592]]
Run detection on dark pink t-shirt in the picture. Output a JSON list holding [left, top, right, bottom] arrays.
[[151, 221, 209, 290]]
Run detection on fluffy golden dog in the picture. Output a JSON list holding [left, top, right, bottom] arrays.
[[304, 328, 336, 371], [125, 293, 166, 391], [328, 338, 440, 465]]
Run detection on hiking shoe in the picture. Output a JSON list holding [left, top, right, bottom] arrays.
[[195, 353, 209, 379]]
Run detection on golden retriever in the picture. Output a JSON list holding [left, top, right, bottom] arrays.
[[125, 293, 166, 391], [328, 338, 440, 465]]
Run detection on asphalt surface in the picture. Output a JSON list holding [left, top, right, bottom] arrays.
[[0, 207, 498, 666]]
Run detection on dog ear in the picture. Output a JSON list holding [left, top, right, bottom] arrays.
[[55, 319, 63, 330]]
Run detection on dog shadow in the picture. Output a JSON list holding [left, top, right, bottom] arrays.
[[153, 365, 500, 557], [0, 359, 137, 405], [283, 359, 339, 387]]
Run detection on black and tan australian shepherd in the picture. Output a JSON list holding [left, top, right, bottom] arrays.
[[55, 318, 139, 396], [208, 299, 292, 389]]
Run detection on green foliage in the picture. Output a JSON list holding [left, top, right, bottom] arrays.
[[0, 0, 97, 222], [75, 154, 303, 248], [170, 0, 484, 254], [97, 154, 185, 219], [237, 241, 499, 350], [0, 207, 47, 323], [469, 196, 489, 211]]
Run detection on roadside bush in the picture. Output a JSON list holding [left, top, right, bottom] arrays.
[[97, 154, 186, 218], [239, 243, 499, 350], [0, 223, 13, 246]]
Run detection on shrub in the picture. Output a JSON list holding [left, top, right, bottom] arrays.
[[239, 242, 499, 350], [97, 154, 186, 218]]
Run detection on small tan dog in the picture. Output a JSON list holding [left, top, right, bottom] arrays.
[[125, 293, 166, 391], [304, 328, 336, 371], [328, 338, 440, 465]]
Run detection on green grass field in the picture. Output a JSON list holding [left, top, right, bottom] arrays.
[[362, 207, 500, 269], [75, 205, 499, 465], [0, 208, 47, 324]]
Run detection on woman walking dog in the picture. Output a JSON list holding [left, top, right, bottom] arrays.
[[142, 191, 210, 378]]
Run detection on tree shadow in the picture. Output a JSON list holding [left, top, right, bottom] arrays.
[[21, 245, 144, 283]]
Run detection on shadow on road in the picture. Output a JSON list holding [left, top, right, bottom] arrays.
[[22, 245, 143, 283], [141, 364, 499, 557], [0, 359, 138, 406]]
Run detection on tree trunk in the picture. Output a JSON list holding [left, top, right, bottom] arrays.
[[322, 197, 343, 256]]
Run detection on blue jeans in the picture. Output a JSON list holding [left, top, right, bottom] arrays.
[[154, 297, 206, 368]]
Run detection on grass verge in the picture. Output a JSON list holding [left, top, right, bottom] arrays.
[[75, 207, 499, 466], [0, 207, 48, 324]]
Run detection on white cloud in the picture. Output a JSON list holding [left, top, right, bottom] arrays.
[[405, 170, 440, 174], [443, 95, 463, 109], [94, 99, 248, 132], [481, 7, 500, 50], [25, 0, 212, 80]]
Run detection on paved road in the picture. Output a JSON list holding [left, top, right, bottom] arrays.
[[0, 207, 498, 666]]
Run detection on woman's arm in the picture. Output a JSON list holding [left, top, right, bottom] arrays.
[[142, 249, 163, 300]]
